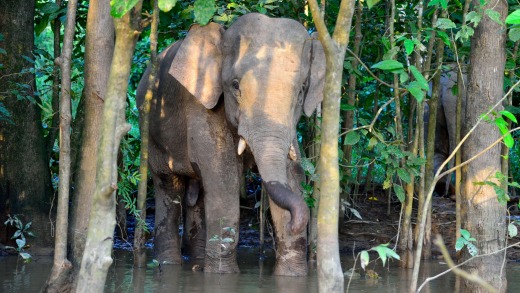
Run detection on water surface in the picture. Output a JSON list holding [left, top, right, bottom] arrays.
[[2, 249, 520, 292]]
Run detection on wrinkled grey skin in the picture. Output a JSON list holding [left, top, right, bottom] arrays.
[[425, 66, 467, 196], [136, 13, 325, 275]]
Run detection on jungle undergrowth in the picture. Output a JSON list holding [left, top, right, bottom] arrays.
[[4, 215, 34, 269]]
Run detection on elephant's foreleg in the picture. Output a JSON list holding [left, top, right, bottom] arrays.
[[153, 173, 184, 264]]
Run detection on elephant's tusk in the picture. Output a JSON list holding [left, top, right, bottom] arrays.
[[289, 144, 297, 161], [238, 137, 247, 155]]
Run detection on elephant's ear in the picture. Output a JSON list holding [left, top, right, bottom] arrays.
[[303, 32, 326, 117], [169, 23, 224, 109]]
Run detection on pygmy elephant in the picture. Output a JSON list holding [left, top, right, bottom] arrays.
[[426, 65, 467, 196], [136, 13, 325, 276]]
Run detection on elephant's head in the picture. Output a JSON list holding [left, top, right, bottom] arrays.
[[169, 13, 325, 234]]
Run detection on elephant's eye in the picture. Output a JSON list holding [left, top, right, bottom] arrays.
[[232, 79, 240, 90]]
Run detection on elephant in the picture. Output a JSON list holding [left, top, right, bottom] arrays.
[[136, 13, 325, 276], [425, 65, 467, 197]]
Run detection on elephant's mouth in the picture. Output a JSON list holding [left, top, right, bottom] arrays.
[[237, 137, 297, 162]]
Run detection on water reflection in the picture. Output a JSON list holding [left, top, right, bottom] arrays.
[[2, 249, 520, 292]]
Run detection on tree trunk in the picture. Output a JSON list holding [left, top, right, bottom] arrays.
[[0, 0, 53, 251], [460, 0, 508, 291], [41, 0, 78, 291], [69, 0, 114, 269], [75, 3, 141, 291], [135, 0, 159, 267], [308, 0, 356, 291]]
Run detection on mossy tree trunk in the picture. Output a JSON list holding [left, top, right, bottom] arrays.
[[69, 0, 114, 272], [308, 0, 356, 291], [460, 0, 508, 291], [75, 3, 141, 292]]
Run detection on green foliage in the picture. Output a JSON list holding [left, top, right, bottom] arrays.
[[159, 0, 178, 12], [4, 215, 34, 263], [35, 1, 66, 36], [506, 10, 520, 24], [110, 0, 141, 17], [481, 109, 517, 148], [508, 222, 518, 238], [366, 0, 381, 10], [194, 0, 216, 25], [455, 229, 478, 257], [209, 224, 236, 251], [474, 171, 520, 205], [359, 243, 400, 270]]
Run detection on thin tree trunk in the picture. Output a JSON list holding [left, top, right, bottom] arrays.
[[308, 106, 321, 269], [75, 3, 141, 291], [308, 0, 356, 291], [339, 0, 363, 226], [41, 0, 78, 291], [134, 0, 159, 268], [461, 0, 508, 291], [47, 0, 62, 160]]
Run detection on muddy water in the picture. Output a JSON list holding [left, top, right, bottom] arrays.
[[2, 249, 520, 292]]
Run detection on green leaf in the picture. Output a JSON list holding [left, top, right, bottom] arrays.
[[40, 2, 60, 14], [367, 136, 378, 150], [344, 131, 361, 146], [371, 60, 404, 71], [504, 134, 514, 148], [466, 11, 482, 27], [409, 66, 429, 90], [19, 252, 31, 260], [455, 237, 465, 251], [371, 244, 400, 267], [221, 237, 234, 243], [407, 83, 425, 103], [500, 110, 517, 123], [399, 72, 409, 84], [404, 39, 415, 56], [485, 9, 503, 26], [396, 168, 411, 183], [16, 238, 25, 249], [435, 18, 456, 29], [508, 222, 518, 237], [509, 27, 520, 42], [427, 0, 439, 7], [493, 185, 510, 205], [437, 30, 451, 45], [301, 157, 316, 176], [110, 0, 140, 18], [194, 0, 216, 26], [360, 250, 369, 270], [393, 184, 405, 203], [506, 10, 520, 24], [158, 0, 177, 12], [460, 229, 471, 240], [366, 0, 381, 9]]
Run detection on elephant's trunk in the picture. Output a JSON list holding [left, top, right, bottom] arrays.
[[249, 137, 309, 234]]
